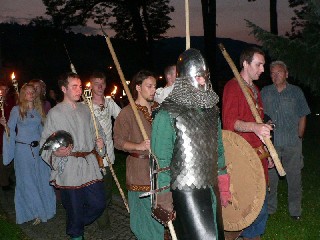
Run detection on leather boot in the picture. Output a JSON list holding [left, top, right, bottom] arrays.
[[224, 231, 242, 240]]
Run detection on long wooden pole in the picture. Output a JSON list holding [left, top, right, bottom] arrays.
[[0, 94, 9, 138], [218, 43, 286, 177], [104, 153, 130, 213], [185, 0, 190, 50], [100, 26, 178, 240]]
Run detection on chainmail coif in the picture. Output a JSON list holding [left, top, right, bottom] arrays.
[[164, 76, 219, 108]]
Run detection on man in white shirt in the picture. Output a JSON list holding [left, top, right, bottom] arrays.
[[154, 65, 176, 103], [90, 72, 121, 231]]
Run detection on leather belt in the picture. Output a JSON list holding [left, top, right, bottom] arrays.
[[16, 141, 39, 147], [129, 152, 149, 159], [69, 149, 104, 168], [70, 151, 93, 158]]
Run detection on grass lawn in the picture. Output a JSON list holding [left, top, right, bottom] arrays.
[[0, 212, 30, 240], [263, 114, 320, 240]]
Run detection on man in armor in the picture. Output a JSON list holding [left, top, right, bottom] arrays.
[[151, 48, 230, 239]]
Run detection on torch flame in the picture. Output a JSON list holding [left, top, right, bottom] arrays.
[[11, 72, 16, 80], [111, 86, 117, 95], [86, 82, 91, 88]]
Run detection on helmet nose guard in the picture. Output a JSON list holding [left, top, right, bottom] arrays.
[[176, 48, 210, 91]]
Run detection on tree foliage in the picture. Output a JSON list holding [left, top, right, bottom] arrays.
[[286, 0, 308, 38], [110, 1, 173, 40], [246, 0, 320, 95], [41, 0, 174, 41], [40, 0, 174, 69]]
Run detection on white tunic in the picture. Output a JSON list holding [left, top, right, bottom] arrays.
[[92, 97, 121, 166], [154, 84, 174, 104]]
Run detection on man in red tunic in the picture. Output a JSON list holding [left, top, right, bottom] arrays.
[[222, 47, 273, 240]]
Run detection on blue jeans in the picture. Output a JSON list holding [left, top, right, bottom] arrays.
[[241, 194, 268, 238]]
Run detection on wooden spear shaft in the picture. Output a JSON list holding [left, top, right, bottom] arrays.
[[83, 93, 130, 213], [185, 0, 190, 50], [218, 43, 286, 177], [101, 27, 178, 240], [104, 152, 130, 213], [101, 29, 148, 140]]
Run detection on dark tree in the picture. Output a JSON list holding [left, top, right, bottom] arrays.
[[270, 0, 278, 35], [246, 0, 320, 95], [201, 0, 217, 89], [286, 0, 308, 38], [248, 0, 278, 35], [41, 0, 174, 69]]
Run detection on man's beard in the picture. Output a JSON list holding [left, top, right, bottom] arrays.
[[146, 97, 154, 103]]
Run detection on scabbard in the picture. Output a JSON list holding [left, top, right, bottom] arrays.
[[172, 188, 225, 240]]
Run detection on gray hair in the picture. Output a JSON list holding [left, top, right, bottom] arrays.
[[270, 61, 288, 71]]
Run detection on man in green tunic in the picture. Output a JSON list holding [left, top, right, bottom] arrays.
[[151, 48, 231, 240]]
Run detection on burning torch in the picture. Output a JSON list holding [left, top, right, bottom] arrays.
[[0, 90, 9, 138], [11, 72, 19, 97], [110, 85, 117, 99]]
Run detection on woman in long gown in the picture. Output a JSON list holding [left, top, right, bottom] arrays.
[[2, 83, 56, 224]]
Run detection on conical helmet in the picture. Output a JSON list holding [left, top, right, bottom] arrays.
[[176, 48, 210, 91], [40, 130, 73, 155]]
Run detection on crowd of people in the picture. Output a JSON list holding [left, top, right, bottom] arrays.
[[0, 46, 310, 240]]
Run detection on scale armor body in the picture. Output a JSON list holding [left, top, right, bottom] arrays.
[[160, 100, 219, 190]]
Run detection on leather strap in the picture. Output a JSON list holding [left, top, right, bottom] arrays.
[[139, 185, 170, 198], [16, 141, 39, 159], [16, 141, 39, 147], [152, 206, 175, 226], [254, 145, 270, 160], [153, 166, 170, 174], [129, 152, 149, 159]]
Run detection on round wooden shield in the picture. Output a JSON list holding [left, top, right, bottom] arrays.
[[222, 130, 266, 231]]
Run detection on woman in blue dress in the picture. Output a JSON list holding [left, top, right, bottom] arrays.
[[2, 83, 56, 224]]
